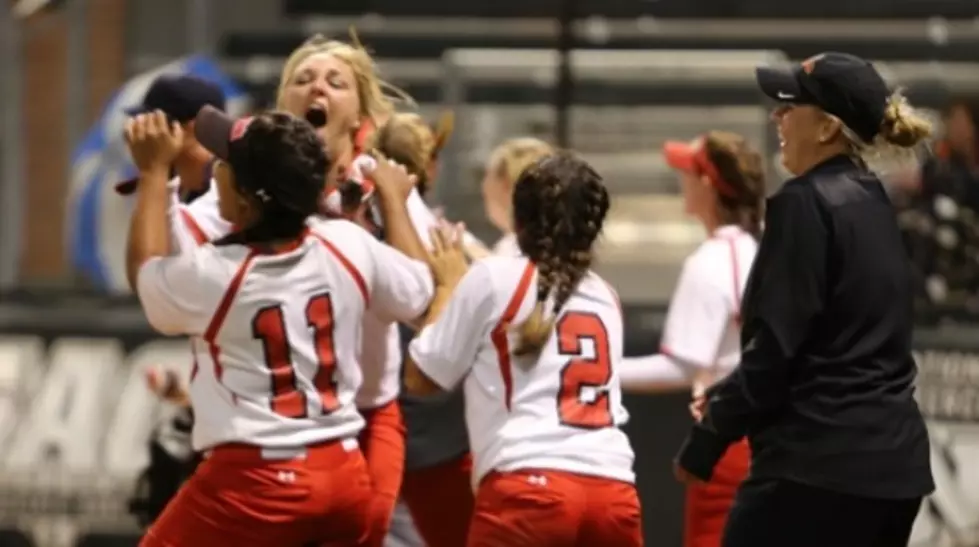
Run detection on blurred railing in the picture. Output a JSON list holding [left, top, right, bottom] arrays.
[[3, 7, 979, 301], [437, 48, 784, 303]]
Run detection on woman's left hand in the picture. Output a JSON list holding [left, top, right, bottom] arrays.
[[428, 220, 469, 289], [124, 110, 184, 174]]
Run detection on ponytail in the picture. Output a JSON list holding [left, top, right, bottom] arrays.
[[705, 131, 767, 240]]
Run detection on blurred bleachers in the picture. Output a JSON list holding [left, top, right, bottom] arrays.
[[154, 1, 979, 302], [5, 3, 979, 546]]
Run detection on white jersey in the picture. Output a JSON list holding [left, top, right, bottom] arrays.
[[661, 225, 757, 375], [409, 256, 635, 488], [171, 173, 437, 409], [349, 185, 435, 408], [491, 233, 521, 257], [168, 182, 230, 250], [353, 185, 482, 408], [137, 218, 432, 451], [618, 225, 759, 391]]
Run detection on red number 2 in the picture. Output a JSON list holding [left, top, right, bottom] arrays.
[[556, 312, 614, 429], [252, 293, 339, 419]]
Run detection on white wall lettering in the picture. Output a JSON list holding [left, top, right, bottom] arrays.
[[4, 338, 124, 472], [101, 340, 191, 477]]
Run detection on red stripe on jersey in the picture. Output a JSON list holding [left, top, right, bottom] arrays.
[[490, 261, 536, 411], [311, 232, 369, 306], [202, 250, 258, 385], [179, 208, 209, 245]]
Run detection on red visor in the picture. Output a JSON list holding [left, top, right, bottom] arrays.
[[662, 137, 736, 198]]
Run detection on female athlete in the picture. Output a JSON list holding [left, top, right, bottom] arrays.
[[404, 151, 643, 546], [145, 34, 432, 546], [617, 131, 766, 547], [273, 35, 440, 546], [125, 107, 432, 546], [480, 137, 554, 256], [369, 111, 483, 547]]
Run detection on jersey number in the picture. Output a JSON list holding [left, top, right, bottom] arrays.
[[252, 294, 339, 419], [556, 312, 614, 429]]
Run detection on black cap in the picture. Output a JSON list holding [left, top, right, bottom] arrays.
[[194, 105, 253, 162], [194, 106, 327, 216], [755, 52, 890, 143], [126, 74, 226, 124], [116, 75, 226, 195]]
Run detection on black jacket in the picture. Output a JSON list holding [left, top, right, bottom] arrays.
[[677, 155, 934, 500]]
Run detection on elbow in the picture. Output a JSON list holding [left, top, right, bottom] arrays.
[[142, 309, 184, 337]]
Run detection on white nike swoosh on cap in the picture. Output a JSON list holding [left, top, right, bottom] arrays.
[[777, 91, 795, 100]]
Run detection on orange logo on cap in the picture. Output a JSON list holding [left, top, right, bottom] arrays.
[[801, 54, 825, 75]]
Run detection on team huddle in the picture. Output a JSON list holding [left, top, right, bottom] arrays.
[[118, 32, 933, 547], [122, 33, 648, 547]]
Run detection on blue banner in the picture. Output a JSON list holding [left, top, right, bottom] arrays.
[[66, 56, 249, 293]]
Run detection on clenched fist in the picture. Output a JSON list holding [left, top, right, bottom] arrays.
[[124, 110, 185, 173]]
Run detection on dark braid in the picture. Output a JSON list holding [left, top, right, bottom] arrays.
[[511, 152, 610, 356], [213, 111, 329, 247], [704, 130, 767, 240]]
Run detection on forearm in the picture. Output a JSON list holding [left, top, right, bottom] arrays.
[[618, 354, 692, 393], [376, 189, 429, 263], [675, 325, 790, 481], [403, 288, 455, 395], [704, 326, 790, 439], [127, 168, 172, 291]]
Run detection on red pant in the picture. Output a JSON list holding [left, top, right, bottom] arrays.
[[401, 452, 476, 547], [468, 469, 643, 547], [684, 438, 751, 547], [358, 400, 405, 547], [140, 439, 372, 547]]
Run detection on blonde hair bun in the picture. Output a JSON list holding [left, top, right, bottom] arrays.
[[881, 93, 933, 148]]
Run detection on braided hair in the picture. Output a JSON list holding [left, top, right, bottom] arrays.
[[703, 131, 767, 240], [512, 151, 610, 356], [213, 112, 329, 247]]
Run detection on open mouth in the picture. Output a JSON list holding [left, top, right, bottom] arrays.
[[305, 104, 328, 128]]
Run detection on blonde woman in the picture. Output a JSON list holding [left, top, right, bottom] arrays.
[[166, 34, 433, 547], [480, 137, 555, 256], [676, 52, 934, 546]]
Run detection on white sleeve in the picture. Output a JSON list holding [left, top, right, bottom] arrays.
[[659, 255, 732, 368], [364, 231, 435, 323], [462, 230, 486, 249], [617, 354, 692, 388], [136, 251, 211, 336], [163, 177, 199, 254], [170, 204, 204, 253], [405, 188, 439, 250], [409, 262, 495, 389]]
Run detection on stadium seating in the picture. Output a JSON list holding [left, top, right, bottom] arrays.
[[282, 0, 979, 19]]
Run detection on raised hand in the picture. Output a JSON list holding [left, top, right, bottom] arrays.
[[124, 110, 184, 174], [428, 220, 469, 289]]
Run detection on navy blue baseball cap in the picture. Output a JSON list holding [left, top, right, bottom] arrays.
[[126, 74, 226, 123], [117, 75, 225, 195], [755, 52, 891, 143]]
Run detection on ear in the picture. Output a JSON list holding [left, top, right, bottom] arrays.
[[181, 120, 197, 146], [819, 114, 843, 144]]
